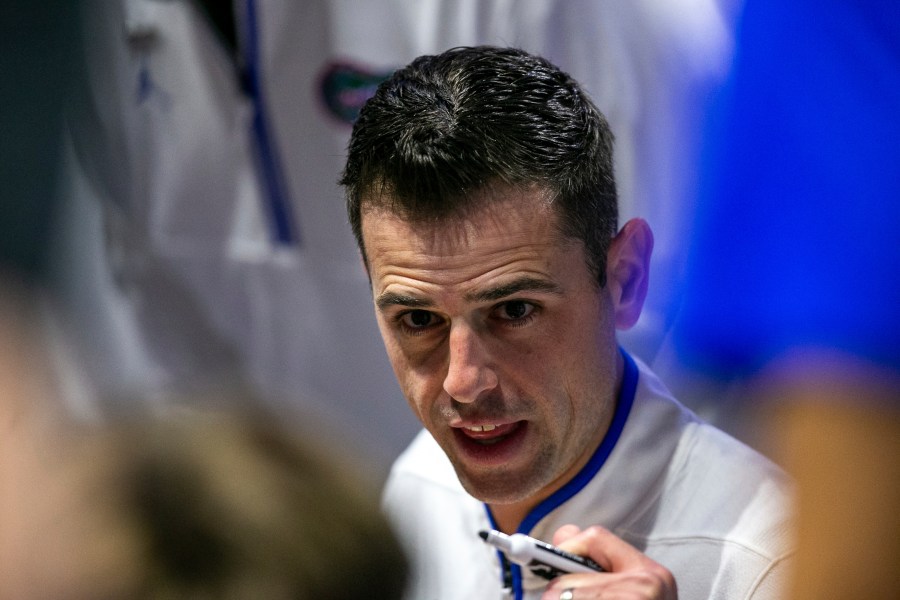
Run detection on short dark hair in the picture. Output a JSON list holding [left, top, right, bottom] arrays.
[[340, 45, 618, 286]]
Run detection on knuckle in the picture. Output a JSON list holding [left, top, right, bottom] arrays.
[[582, 525, 607, 541], [647, 564, 677, 595]]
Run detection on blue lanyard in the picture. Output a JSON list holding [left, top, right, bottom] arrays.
[[241, 0, 299, 246]]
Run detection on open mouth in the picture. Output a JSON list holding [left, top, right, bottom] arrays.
[[460, 422, 516, 442], [453, 421, 528, 463]]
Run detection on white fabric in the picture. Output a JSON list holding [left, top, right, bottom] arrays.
[[382, 357, 794, 600]]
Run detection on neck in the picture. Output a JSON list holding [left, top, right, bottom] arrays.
[[489, 503, 530, 535]]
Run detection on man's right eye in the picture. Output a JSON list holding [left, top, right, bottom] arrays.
[[399, 310, 439, 331]]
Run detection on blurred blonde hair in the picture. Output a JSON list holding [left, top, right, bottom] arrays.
[[1, 401, 408, 600]]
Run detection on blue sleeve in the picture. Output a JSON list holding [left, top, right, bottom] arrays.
[[674, 0, 900, 377]]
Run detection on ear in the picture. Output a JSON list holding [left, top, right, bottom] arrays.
[[605, 218, 653, 330]]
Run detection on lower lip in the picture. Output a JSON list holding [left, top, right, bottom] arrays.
[[452, 422, 528, 466]]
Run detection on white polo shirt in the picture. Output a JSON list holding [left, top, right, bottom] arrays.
[[383, 352, 794, 600]]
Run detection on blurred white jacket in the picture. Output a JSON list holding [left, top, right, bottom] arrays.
[[51, 0, 736, 476]]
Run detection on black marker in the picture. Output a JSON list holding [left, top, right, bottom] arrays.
[[478, 529, 604, 580]]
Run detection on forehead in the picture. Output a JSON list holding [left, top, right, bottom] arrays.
[[360, 186, 585, 294]]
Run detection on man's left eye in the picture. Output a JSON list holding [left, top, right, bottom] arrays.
[[495, 300, 534, 321]]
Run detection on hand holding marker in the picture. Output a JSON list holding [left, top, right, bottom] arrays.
[[479, 529, 604, 580]]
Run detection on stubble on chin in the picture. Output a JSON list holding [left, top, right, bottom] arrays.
[[451, 444, 556, 506]]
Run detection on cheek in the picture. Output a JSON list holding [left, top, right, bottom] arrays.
[[396, 366, 448, 427], [377, 327, 446, 420], [550, 313, 615, 398]]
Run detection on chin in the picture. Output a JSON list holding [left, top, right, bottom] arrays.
[[455, 468, 545, 506]]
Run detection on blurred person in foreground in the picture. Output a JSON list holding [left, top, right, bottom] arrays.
[[0, 400, 409, 600], [674, 0, 900, 598], [0, 5, 407, 597], [340, 45, 793, 600]]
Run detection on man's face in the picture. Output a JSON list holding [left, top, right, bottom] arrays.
[[362, 185, 623, 513]]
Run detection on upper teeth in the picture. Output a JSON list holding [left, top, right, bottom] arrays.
[[466, 424, 498, 432]]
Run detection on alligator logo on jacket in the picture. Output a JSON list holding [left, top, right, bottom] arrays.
[[319, 61, 394, 125]]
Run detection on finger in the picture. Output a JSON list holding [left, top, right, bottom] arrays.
[[551, 523, 582, 546], [539, 577, 579, 600], [560, 527, 677, 597], [544, 571, 676, 600], [540, 573, 608, 600], [557, 525, 647, 572]]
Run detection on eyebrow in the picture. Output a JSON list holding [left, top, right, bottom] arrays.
[[375, 276, 561, 311], [375, 293, 435, 311], [465, 277, 562, 302]]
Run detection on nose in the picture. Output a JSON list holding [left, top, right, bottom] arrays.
[[443, 322, 498, 404]]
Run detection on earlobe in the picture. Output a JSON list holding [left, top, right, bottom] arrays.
[[606, 218, 653, 330]]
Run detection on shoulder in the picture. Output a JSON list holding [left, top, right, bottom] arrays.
[[636, 363, 793, 548], [633, 359, 792, 518], [625, 363, 795, 598], [380, 431, 496, 599], [630, 363, 794, 542], [382, 429, 475, 525], [384, 429, 462, 495]]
